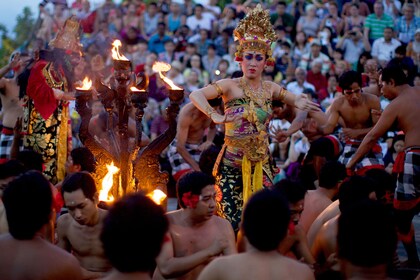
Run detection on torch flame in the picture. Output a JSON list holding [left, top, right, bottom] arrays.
[[111, 40, 129, 61], [152, 61, 182, 90], [99, 162, 120, 202], [130, 86, 145, 92], [76, 77, 92, 90], [147, 189, 167, 205]]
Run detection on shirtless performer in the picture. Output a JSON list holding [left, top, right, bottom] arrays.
[[198, 189, 314, 280], [100, 193, 169, 280], [154, 171, 236, 280], [0, 171, 82, 280], [299, 161, 346, 234], [167, 99, 219, 181], [57, 172, 111, 279], [347, 65, 420, 266], [0, 52, 30, 163], [319, 70, 383, 175]]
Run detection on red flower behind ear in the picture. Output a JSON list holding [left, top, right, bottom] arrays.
[[65, 49, 73, 55], [182, 191, 200, 208], [235, 56, 243, 62]]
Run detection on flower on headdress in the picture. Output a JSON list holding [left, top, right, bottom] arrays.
[[182, 191, 200, 208]]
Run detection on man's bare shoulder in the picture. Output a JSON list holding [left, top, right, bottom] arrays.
[[166, 209, 183, 224], [57, 213, 72, 227]]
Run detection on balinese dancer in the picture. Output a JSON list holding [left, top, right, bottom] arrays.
[[23, 18, 82, 184], [189, 5, 319, 232]]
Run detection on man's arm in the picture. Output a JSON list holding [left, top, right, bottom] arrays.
[[347, 102, 397, 169], [271, 82, 320, 112], [176, 109, 201, 171], [56, 214, 72, 252], [199, 122, 217, 152], [221, 219, 237, 255], [318, 100, 340, 135], [155, 232, 226, 278], [197, 258, 223, 280]]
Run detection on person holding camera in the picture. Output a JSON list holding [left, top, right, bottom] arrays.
[[336, 27, 371, 69]]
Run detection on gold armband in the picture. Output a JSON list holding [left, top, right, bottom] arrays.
[[278, 87, 287, 101], [211, 82, 223, 98], [205, 104, 217, 118]]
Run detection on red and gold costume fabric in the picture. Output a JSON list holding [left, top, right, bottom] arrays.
[[23, 60, 71, 184]]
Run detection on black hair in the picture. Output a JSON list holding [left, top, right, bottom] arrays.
[[176, 171, 215, 208], [3, 171, 52, 239], [16, 150, 44, 172], [278, 1, 287, 7], [338, 176, 376, 213], [101, 193, 168, 273], [356, 51, 372, 74], [338, 70, 362, 90], [71, 147, 96, 173], [273, 178, 306, 204], [62, 172, 97, 201], [231, 71, 243, 78], [337, 200, 397, 267], [381, 65, 408, 86], [395, 45, 406, 56], [0, 160, 25, 180], [364, 169, 396, 204], [242, 189, 290, 251], [319, 161, 346, 190], [208, 97, 222, 107], [198, 145, 221, 176], [208, 43, 216, 50]]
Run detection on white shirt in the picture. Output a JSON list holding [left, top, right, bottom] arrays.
[[286, 81, 316, 95], [371, 38, 401, 62], [186, 12, 215, 32]]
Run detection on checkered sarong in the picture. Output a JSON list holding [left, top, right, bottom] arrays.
[[338, 140, 384, 174], [394, 147, 420, 210], [167, 139, 201, 179], [0, 127, 14, 163]]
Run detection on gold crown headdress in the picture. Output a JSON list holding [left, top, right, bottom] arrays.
[[49, 17, 83, 54], [233, 4, 276, 66]]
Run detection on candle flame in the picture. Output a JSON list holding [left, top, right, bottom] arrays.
[[99, 162, 119, 202], [152, 61, 182, 90], [130, 86, 145, 92], [147, 189, 167, 205], [76, 77, 92, 90], [112, 40, 129, 61]]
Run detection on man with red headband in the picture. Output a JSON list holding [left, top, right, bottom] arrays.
[[23, 17, 81, 184]]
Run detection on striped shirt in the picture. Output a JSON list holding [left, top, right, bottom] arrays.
[[365, 13, 394, 41]]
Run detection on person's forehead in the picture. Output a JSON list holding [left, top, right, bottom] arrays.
[[243, 51, 264, 56], [201, 185, 216, 195], [63, 189, 88, 203]]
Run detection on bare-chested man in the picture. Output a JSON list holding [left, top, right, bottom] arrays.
[[57, 172, 111, 279], [198, 189, 314, 280], [319, 70, 383, 175], [0, 52, 31, 163], [299, 161, 346, 234], [311, 176, 376, 273], [154, 171, 236, 280], [347, 65, 420, 266], [167, 100, 219, 181], [0, 171, 82, 280]]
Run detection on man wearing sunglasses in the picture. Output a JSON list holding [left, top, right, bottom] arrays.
[[319, 70, 384, 175]]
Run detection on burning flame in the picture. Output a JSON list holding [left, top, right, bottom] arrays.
[[111, 40, 129, 61], [130, 86, 145, 92], [147, 189, 167, 205], [152, 61, 182, 90], [76, 77, 92, 90], [99, 162, 119, 202]]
